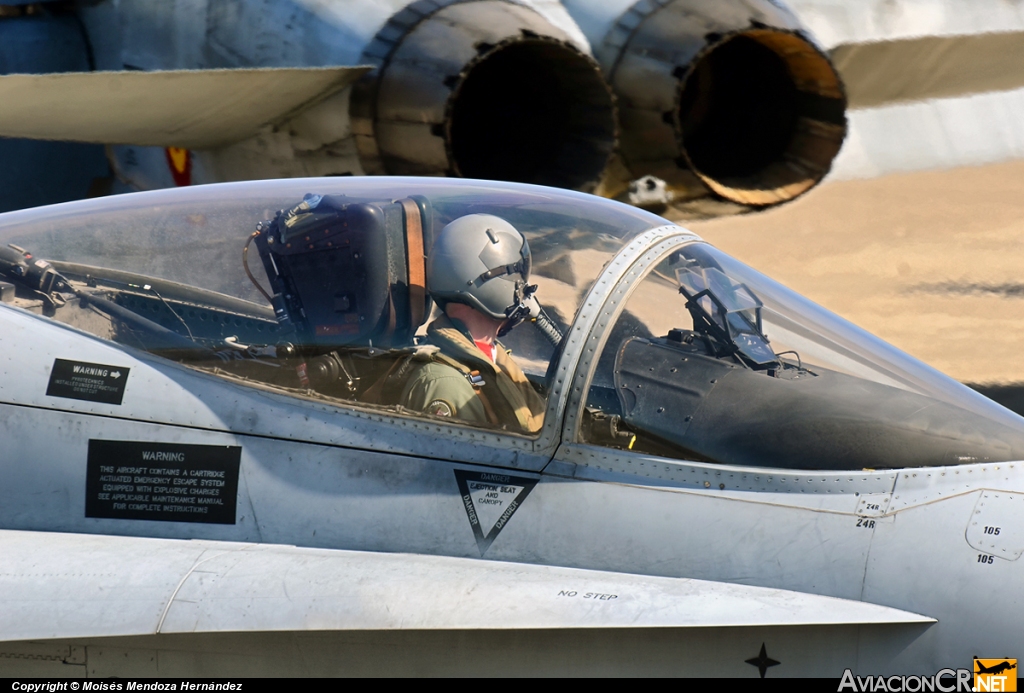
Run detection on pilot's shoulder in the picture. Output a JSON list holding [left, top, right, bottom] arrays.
[[407, 357, 469, 379], [403, 360, 476, 397], [401, 359, 484, 421]]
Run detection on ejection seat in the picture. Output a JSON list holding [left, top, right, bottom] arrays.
[[251, 194, 437, 403]]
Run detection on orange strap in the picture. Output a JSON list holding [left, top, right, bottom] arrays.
[[400, 198, 426, 330], [473, 385, 500, 426]]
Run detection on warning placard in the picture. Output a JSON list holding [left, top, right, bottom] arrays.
[[85, 440, 241, 524], [47, 359, 129, 405], [454, 469, 537, 555]]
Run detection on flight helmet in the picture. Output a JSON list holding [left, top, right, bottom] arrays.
[[427, 214, 533, 323]]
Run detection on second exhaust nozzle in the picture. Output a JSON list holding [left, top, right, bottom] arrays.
[[593, 0, 847, 206]]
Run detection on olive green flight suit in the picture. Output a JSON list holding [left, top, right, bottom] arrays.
[[400, 316, 545, 434]]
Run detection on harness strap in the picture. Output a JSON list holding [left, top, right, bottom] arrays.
[[473, 386, 500, 426]]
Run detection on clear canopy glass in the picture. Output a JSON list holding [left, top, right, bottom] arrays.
[[582, 242, 1024, 469], [0, 178, 665, 435], [3, 177, 1021, 466]]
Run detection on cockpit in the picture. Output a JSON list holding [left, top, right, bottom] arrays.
[[0, 179, 645, 433], [0, 178, 1021, 471], [579, 242, 1024, 469]]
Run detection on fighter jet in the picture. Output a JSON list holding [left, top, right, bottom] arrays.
[[0, 176, 1019, 677]]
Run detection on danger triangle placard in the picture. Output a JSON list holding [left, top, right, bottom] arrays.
[[454, 469, 538, 555]]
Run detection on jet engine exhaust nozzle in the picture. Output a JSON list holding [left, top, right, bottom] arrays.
[[602, 0, 847, 206], [353, 0, 617, 192]]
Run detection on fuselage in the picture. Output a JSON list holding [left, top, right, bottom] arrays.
[[0, 178, 1020, 677], [1, 292, 1020, 675]]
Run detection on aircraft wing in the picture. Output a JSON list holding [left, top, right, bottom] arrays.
[[0, 529, 932, 643], [0, 66, 370, 149], [833, 31, 1024, 108]]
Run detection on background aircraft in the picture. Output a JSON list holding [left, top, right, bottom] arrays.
[[4, 0, 1023, 219], [0, 0, 845, 213], [0, 0, 1019, 215]]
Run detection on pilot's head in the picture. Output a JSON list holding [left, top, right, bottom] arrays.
[[426, 214, 533, 330]]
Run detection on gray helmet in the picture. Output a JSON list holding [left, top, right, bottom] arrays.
[[427, 214, 532, 320]]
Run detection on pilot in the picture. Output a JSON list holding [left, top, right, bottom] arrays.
[[400, 214, 546, 434]]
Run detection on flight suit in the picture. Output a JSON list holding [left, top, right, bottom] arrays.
[[400, 316, 545, 434]]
